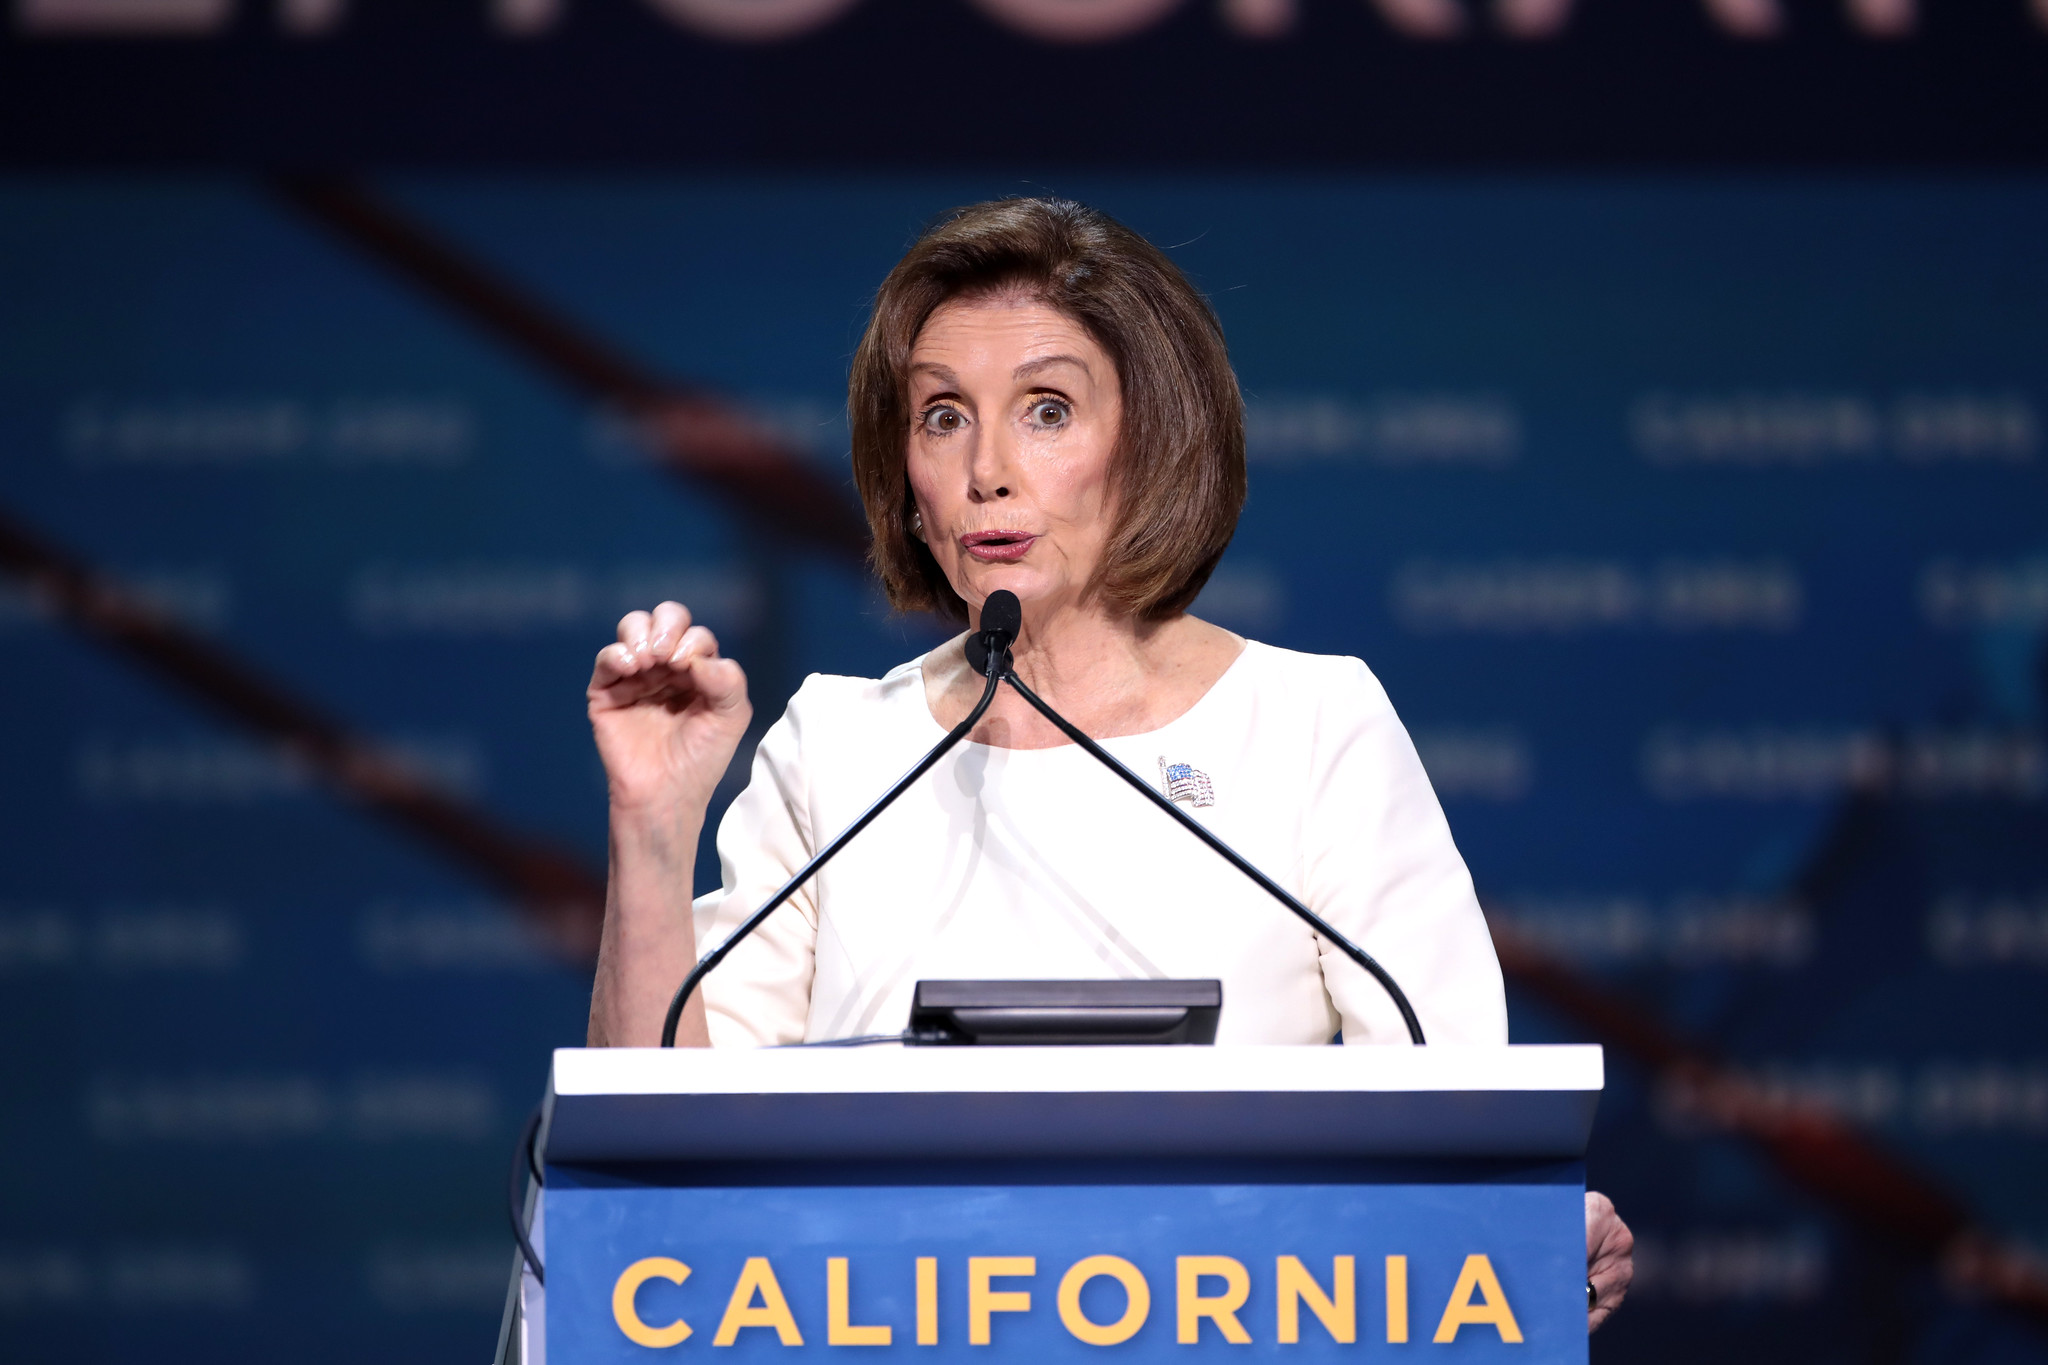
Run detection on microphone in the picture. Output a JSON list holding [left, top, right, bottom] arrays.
[[964, 588, 1021, 676], [989, 607, 1428, 1046], [659, 593, 1021, 1046]]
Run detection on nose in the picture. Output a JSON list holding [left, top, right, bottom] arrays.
[[967, 422, 1015, 504]]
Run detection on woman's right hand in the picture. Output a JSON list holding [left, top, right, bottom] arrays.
[[587, 601, 752, 820]]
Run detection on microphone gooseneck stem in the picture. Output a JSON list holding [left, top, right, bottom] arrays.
[[659, 650, 1008, 1047], [998, 668, 1429, 1046]]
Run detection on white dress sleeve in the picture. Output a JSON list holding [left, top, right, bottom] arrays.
[[1298, 657, 1510, 1045], [688, 680, 824, 1047]]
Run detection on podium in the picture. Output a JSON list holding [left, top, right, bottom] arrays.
[[498, 1044, 1602, 1362]]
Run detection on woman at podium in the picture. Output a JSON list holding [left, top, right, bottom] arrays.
[[581, 196, 1632, 1329], [584, 196, 1506, 1054]]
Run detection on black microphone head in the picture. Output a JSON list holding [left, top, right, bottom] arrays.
[[965, 590, 1022, 675], [980, 590, 1022, 645]]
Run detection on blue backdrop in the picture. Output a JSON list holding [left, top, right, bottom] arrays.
[[0, 176, 2044, 1362]]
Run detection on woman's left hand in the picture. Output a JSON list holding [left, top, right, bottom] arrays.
[[1585, 1190, 1634, 1332]]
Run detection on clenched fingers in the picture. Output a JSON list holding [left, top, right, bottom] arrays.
[[615, 602, 692, 660], [589, 618, 742, 712]]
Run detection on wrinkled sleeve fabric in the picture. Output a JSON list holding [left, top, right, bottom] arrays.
[[689, 680, 823, 1047], [1298, 657, 1509, 1045]]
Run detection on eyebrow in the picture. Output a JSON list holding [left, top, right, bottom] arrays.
[[908, 362, 959, 385], [1014, 354, 1092, 381]]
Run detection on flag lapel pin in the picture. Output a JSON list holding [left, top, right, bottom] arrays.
[[1159, 757, 1215, 808]]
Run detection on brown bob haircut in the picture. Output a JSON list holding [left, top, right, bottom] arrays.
[[849, 197, 1247, 622]]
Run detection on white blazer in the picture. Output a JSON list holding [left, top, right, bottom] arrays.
[[692, 641, 1509, 1047]]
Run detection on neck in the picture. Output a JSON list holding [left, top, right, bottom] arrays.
[[987, 595, 1164, 705], [944, 592, 1239, 750]]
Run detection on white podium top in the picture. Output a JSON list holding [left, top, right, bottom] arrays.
[[543, 1044, 1602, 1165]]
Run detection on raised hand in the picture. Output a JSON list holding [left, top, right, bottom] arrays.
[[588, 601, 752, 820]]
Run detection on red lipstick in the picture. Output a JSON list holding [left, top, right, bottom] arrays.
[[961, 530, 1039, 563]]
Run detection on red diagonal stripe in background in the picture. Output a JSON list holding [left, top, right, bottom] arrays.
[[271, 176, 871, 561], [1489, 917, 2048, 1325], [0, 509, 604, 961]]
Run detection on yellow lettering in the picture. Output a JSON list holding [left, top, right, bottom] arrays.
[[916, 1258, 938, 1345], [1056, 1255, 1151, 1346], [1275, 1255, 1354, 1344], [826, 1257, 891, 1346], [1431, 1254, 1523, 1344], [1176, 1256, 1252, 1345], [612, 1257, 692, 1348], [968, 1257, 1035, 1345], [713, 1257, 804, 1347], [1385, 1255, 1408, 1343]]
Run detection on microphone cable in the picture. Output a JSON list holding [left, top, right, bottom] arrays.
[[658, 597, 1021, 1047], [508, 1105, 545, 1286]]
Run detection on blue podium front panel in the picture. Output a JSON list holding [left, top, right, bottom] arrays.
[[543, 1170, 1585, 1361]]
